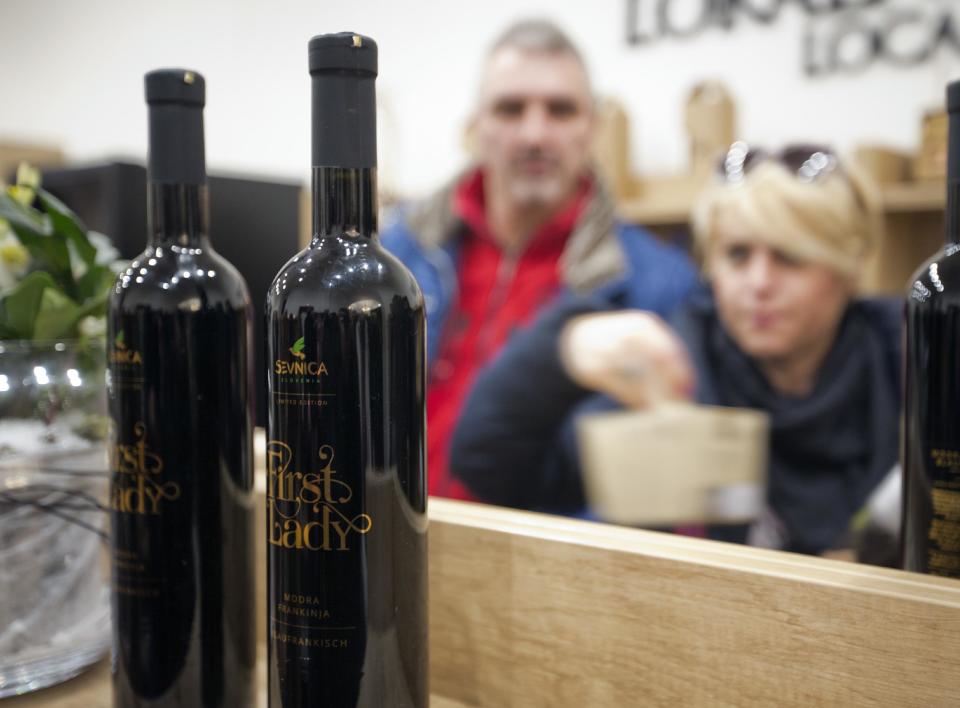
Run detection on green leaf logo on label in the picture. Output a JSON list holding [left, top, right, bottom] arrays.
[[289, 336, 306, 360], [274, 336, 327, 378], [109, 328, 142, 365]]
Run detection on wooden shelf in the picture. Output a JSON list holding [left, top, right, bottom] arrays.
[[619, 179, 946, 228], [880, 181, 945, 213], [618, 196, 690, 226]]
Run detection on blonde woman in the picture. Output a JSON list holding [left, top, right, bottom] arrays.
[[449, 143, 900, 557]]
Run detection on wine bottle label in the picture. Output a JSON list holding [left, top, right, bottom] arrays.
[[108, 329, 144, 391], [925, 445, 960, 576], [265, 240, 428, 705], [108, 307, 256, 704], [109, 330, 180, 599], [271, 335, 332, 408], [268, 325, 371, 659], [266, 440, 373, 551], [108, 321, 198, 699], [111, 423, 180, 516], [110, 422, 179, 597]]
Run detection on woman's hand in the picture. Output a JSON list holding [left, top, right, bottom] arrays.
[[558, 310, 695, 409]]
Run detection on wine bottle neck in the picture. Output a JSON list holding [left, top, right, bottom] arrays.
[[948, 111, 960, 245], [146, 96, 208, 248], [312, 167, 377, 240], [948, 184, 960, 246], [148, 183, 210, 248]]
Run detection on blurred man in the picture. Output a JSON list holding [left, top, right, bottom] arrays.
[[382, 19, 695, 500]]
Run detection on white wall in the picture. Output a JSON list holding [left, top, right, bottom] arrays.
[[0, 0, 957, 197]]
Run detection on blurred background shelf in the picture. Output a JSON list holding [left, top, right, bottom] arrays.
[[590, 96, 948, 296], [619, 179, 947, 226], [880, 180, 946, 213], [618, 194, 692, 226]]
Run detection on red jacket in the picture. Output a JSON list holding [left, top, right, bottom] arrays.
[[426, 169, 591, 500]]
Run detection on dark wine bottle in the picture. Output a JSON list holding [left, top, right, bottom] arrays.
[[107, 69, 256, 707], [265, 33, 428, 708], [902, 80, 960, 577]]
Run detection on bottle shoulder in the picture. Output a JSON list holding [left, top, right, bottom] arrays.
[[110, 244, 252, 314], [266, 237, 423, 315], [906, 244, 960, 308]]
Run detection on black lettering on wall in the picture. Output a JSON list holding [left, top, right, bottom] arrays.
[[829, 16, 880, 75], [657, 0, 713, 39], [883, 10, 936, 66], [735, 0, 785, 25], [626, 0, 658, 45], [625, 0, 960, 77]]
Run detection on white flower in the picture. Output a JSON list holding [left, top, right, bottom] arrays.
[[78, 316, 107, 338], [10, 163, 40, 207], [71, 231, 121, 280], [0, 231, 30, 291], [16, 163, 40, 191], [88, 231, 119, 265], [0, 262, 14, 291]]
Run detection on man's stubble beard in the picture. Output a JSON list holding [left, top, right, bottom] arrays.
[[504, 173, 573, 212]]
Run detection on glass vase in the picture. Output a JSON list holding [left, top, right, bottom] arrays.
[[0, 339, 110, 697]]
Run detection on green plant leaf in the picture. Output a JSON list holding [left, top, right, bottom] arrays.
[[76, 262, 115, 302], [33, 287, 80, 340], [0, 192, 71, 282], [0, 190, 51, 237], [0, 169, 114, 342], [73, 264, 112, 325], [9, 222, 72, 284], [1, 270, 57, 338], [292, 336, 305, 354], [0, 321, 18, 338], [37, 189, 97, 267], [75, 286, 108, 321]]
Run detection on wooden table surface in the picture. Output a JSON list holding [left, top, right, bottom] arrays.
[[3, 658, 468, 707], [7, 495, 960, 706]]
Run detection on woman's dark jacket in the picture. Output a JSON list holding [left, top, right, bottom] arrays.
[[449, 289, 902, 555]]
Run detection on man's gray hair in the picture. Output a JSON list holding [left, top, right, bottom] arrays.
[[489, 18, 586, 68]]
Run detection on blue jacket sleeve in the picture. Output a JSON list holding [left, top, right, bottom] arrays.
[[449, 295, 612, 512], [379, 209, 459, 366], [450, 225, 697, 513]]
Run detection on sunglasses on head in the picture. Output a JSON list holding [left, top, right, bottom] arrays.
[[718, 141, 840, 184]]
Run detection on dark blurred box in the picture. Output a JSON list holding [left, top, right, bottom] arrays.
[[42, 161, 303, 426]]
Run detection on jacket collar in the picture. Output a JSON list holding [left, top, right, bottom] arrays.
[[403, 165, 627, 294]]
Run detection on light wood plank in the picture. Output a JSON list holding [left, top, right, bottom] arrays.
[[13, 495, 960, 707], [429, 499, 960, 708], [861, 210, 944, 295], [881, 181, 945, 213], [0, 141, 64, 182], [4, 655, 470, 708], [618, 180, 947, 227]]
